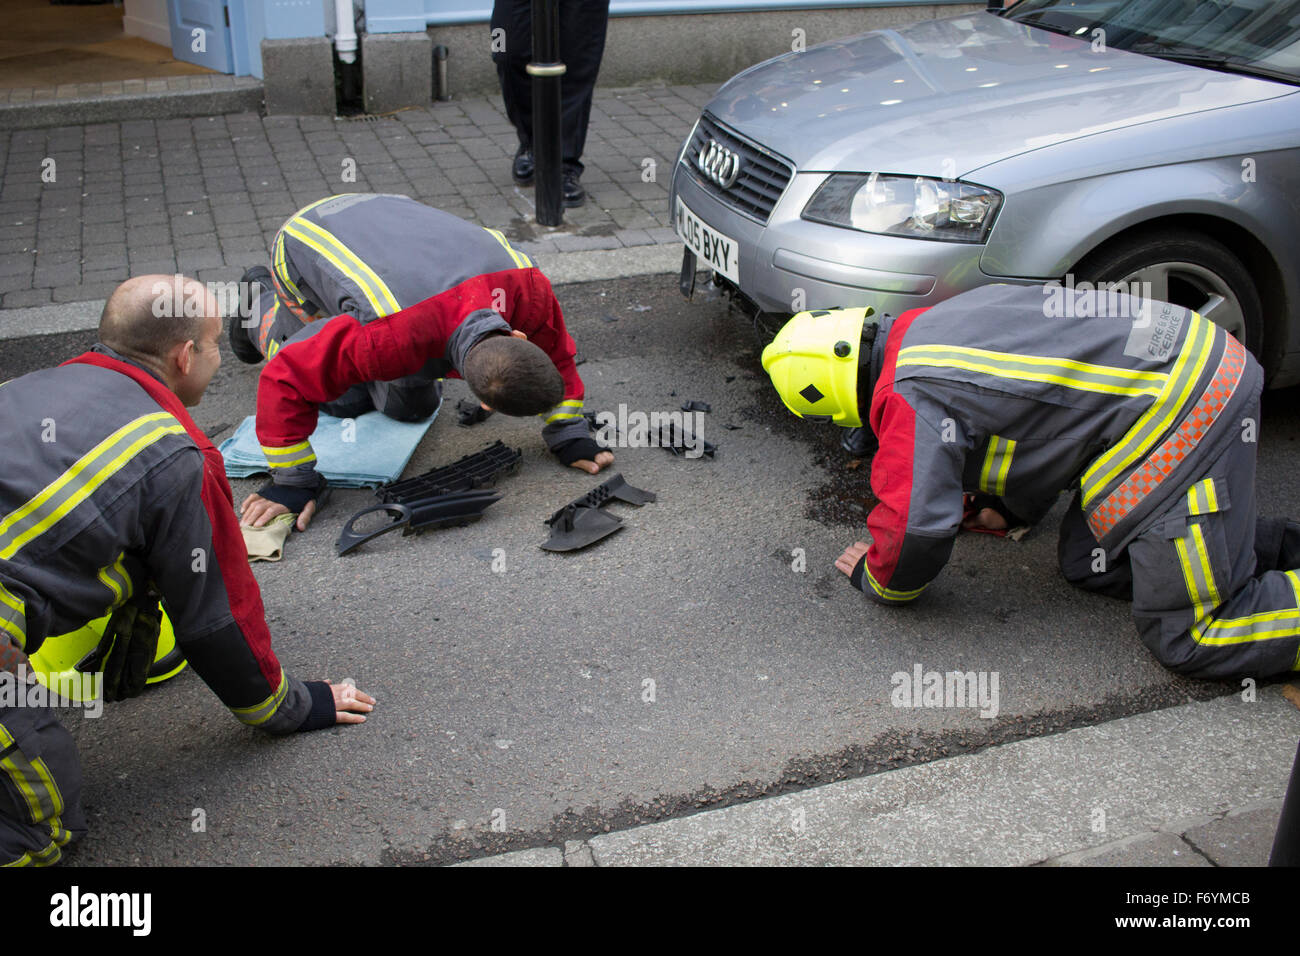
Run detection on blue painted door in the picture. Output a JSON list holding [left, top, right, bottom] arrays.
[[168, 0, 236, 73]]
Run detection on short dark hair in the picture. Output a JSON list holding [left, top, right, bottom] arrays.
[[462, 334, 564, 416]]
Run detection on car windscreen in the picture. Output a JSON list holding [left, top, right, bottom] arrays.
[[1002, 0, 1300, 84]]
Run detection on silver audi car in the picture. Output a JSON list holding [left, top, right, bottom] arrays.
[[670, 0, 1300, 385]]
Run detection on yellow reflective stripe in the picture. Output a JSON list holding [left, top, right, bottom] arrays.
[[96, 552, 133, 609], [864, 568, 927, 602], [0, 583, 24, 649], [287, 219, 401, 316], [274, 195, 336, 306], [483, 227, 529, 269], [1193, 576, 1300, 646], [273, 230, 305, 305], [0, 413, 185, 561], [897, 345, 1168, 398], [542, 399, 584, 423], [230, 669, 290, 726], [1082, 315, 1214, 507], [979, 435, 1016, 496], [261, 441, 317, 469], [3, 834, 65, 867], [1190, 523, 1220, 608], [1187, 478, 1218, 515], [0, 725, 64, 823]]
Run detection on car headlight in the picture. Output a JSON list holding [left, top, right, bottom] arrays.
[[802, 173, 1002, 243]]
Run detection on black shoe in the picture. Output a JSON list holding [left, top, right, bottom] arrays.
[[562, 169, 585, 208], [512, 145, 535, 186], [230, 266, 272, 364]]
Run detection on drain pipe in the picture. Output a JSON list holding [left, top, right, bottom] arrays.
[[335, 0, 358, 64]]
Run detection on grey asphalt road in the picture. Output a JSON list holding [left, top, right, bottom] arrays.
[[4, 273, 1298, 865]]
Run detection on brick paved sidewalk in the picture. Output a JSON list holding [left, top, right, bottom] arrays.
[[0, 83, 716, 309]]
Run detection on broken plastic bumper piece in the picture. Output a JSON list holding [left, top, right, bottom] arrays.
[[336, 442, 522, 555], [540, 473, 656, 552], [377, 440, 522, 503], [335, 489, 504, 555]]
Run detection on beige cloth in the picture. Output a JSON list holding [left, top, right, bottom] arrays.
[[241, 513, 296, 562]]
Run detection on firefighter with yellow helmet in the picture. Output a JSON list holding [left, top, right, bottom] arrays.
[[763, 283, 1300, 681]]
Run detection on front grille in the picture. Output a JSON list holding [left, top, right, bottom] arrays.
[[683, 114, 794, 224]]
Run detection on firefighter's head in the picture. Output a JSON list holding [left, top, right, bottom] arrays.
[[99, 274, 224, 407], [761, 307, 880, 428], [462, 329, 564, 416]]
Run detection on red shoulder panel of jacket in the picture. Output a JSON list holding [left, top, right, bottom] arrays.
[[864, 306, 930, 590], [61, 352, 284, 691]]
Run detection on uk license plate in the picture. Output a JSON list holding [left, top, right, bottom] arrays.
[[674, 197, 739, 284]]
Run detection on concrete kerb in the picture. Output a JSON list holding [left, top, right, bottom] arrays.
[[442, 687, 1299, 867], [0, 244, 688, 341]]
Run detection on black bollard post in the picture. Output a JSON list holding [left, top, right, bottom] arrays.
[[528, 0, 564, 226]]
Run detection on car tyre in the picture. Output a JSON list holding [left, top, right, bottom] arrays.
[[1075, 231, 1264, 359]]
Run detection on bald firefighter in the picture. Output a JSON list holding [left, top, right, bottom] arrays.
[[230, 193, 612, 528], [763, 283, 1300, 681], [0, 276, 375, 866]]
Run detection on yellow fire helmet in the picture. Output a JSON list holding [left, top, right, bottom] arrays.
[[26, 610, 187, 703], [761, 306, 876, 428]]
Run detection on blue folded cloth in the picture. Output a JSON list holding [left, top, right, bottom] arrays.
[[219, 404, 440, 488]]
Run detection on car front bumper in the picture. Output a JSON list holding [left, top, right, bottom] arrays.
[[671, 160, 1038, 321]]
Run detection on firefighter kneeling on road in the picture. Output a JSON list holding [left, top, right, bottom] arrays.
[[0, 276, 375, 866], [762, 283, 1300, 682], [229, 193, 613, 529]]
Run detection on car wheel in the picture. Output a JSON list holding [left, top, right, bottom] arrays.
[[1075, 231, 1263, 358]]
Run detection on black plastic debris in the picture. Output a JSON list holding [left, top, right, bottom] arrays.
[[541, 473, 656, 552], [337, 442, 522, 555], [336, 490, 503, 556], [680, 400, 711, 413], [659, 421, 717, 458], [377, 440, 521, 503], [722, 423, 742, 431], [455, 398, 494, 427]]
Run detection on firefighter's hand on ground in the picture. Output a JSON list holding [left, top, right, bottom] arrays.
[[569, 450, 614, 475], [240, 493, 317, 531], [327, 680, 376, 724], [835, 541, 871, 578], [963, 507, 1008, 532]]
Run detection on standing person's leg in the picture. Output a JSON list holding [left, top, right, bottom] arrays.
[[0, 702, 87, 867], [558, 0, 610, 175], [493, 0, 537, 184]]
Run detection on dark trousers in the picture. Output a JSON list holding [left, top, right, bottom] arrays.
[[0, 701, 86, 866], [491, 0, 610, 174], [242, 287, 443, 423], [1059, 385, 1300, 680]]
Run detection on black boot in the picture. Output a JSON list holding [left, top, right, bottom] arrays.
[[229, 266, 272, 364], [562, 168, 585, 208], [512, 144, 535, 186]]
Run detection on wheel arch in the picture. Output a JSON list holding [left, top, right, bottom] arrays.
[[1068, 213, 1289, 381]]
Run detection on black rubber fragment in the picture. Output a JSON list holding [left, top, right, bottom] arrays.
[[680, 400, 711, 413], [455, 398, 494, 427]]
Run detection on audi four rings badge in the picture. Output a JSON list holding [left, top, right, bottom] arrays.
[[698, 140, 742, 189]]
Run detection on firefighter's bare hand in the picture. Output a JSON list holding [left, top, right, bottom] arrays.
[[327, 680, 375, 724], [835, 541, 871, 577], [240, 493, 317, 531], [568, 450, 614, 475], [963, 508, 1008, 532]]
